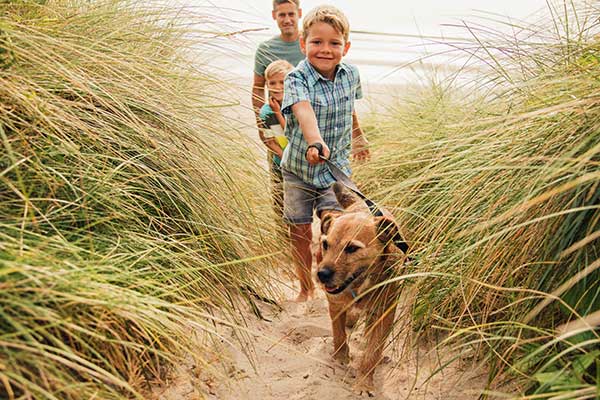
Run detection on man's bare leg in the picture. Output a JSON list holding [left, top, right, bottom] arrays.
[[289, 223, 314, 302]]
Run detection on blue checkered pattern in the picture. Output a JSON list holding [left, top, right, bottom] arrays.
[[280, 59, 362, 189]]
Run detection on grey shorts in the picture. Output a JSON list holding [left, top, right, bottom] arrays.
[[282, 169, 342, 225]]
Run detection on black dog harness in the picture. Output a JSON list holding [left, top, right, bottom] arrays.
[[307, 142, 410, 254]]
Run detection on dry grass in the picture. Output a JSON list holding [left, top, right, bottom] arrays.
[[356, 1, 599, 397], [0, 1, 281, 398]]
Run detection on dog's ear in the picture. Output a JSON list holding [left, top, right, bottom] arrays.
[[321, 213, 336, 235], [375, 216, 403, 250], [332, 182, 358, 209]]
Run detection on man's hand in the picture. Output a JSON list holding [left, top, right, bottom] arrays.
[[352, 135, 370, 162], [306, 141, 330, 165]]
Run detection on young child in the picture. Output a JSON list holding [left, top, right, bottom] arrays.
[[280, 5, 369, 302], [259, 60, 294, 219]]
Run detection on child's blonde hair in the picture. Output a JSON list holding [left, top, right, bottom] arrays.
[[265, 59, 294, 79], [302, 5, 350, 42]]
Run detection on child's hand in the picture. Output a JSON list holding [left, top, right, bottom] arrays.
[[352, 135, 370, 162], [306, 141, 330, 165], [274, 145, 284, 158], [269, 96, 281, 114]]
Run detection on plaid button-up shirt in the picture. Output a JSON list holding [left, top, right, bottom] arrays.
[[280, 59, 363, 189]]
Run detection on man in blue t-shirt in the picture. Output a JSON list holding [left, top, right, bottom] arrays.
[[252, 0, 304, 150]]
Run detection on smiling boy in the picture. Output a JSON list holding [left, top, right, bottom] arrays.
[[259, 60, 294, 219], [280, 5, 369, 302]]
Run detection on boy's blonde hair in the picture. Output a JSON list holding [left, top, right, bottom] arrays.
[[302, 5, 350, 42], [272, 0, 299, 10], [265, 59, 294, 80]]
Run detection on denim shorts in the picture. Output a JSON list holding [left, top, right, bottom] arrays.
[[282, 169, 342, 225]]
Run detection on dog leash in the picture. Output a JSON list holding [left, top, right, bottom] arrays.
[[306, 142, 410, 254]]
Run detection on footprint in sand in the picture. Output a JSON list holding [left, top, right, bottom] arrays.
[[285, 324, 331, 345]]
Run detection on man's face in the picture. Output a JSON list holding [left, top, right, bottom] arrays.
[[272, 2, 301, 38]]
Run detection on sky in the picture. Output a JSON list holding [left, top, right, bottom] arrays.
[[185, 1, 562, 84], [201, 0, 549, 36]]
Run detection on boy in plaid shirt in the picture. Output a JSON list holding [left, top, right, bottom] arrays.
[[280, 5, 369, 302]]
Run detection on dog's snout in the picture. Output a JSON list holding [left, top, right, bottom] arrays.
[[317, 267, 335, 283]]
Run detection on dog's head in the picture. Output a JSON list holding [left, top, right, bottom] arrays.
[[316, 183, 401, 295]]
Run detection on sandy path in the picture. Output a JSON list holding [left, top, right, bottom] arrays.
[[153, 84, 489, 399], [155, 281, 489, 400], [154, 221, 489, 400]]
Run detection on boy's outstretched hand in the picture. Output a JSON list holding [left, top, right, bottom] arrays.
[[352, 135, 370, 162], [306, 141, 330, 165]]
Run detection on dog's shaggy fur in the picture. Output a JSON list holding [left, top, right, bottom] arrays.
[[317, 183, 406, 395]]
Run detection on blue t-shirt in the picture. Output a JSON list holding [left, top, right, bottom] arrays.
[[259, 103, 288, 166]]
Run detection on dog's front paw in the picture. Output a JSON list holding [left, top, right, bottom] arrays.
[[352, 375, 375, 397], [352, 381, 375, 397], [332, 344, 349, 365]]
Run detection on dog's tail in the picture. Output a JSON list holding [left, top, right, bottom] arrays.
[[333, 182, 361, 209]]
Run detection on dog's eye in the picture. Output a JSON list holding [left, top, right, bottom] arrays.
[[322, 240, 329, 251], [345, 245, 359, 254]]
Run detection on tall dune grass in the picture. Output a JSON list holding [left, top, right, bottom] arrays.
[[0, 0, 280, 398], [357, 1, 599, 397]]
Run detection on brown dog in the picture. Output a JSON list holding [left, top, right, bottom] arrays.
[[317, 182, 406, 395]]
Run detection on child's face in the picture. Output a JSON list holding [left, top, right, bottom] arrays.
[[301, 22, 350, 80], [267, 71, 286, 102]]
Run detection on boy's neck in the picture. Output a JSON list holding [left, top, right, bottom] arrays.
[[310, 62, 340, 81]]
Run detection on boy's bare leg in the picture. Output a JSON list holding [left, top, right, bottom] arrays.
[[289, 223, 314, 302]]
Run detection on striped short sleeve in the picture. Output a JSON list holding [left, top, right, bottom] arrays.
[[355, 71, 363, 100], [281, 70, 310, 116]]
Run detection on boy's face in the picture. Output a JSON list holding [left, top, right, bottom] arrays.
[[301, 22, 350, 80], [267, 71, 286, 102], [272, 3, 301, 39]]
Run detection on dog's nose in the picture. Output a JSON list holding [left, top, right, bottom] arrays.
[[317, 267, 335, 283]]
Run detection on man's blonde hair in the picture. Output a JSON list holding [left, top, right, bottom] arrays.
[[272, 0, 299, 10], [302, 5, 350, 42], [265, 59, 294, 79]]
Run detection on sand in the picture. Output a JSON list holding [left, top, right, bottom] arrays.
[[152, 282, 489, 400], [152, 221, 489, 400], [150, 81, 489, 399]]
